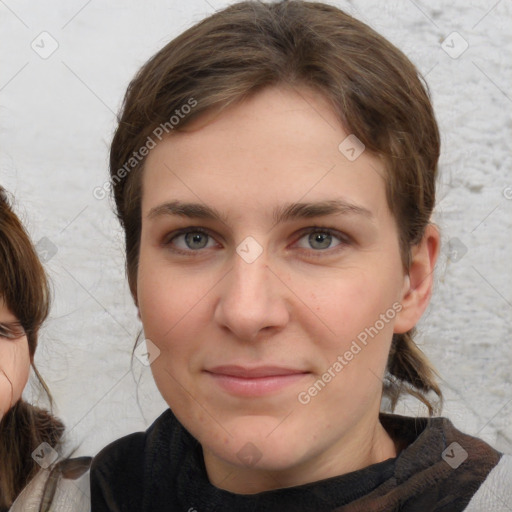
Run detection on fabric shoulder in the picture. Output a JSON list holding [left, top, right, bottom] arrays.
[[91, 408, 175, 472], [464, 453, 512, 511], [347, 415, 503, 511], [90, 429, 147, 508], [9, 456, 91, 512], [400, 416, 503, 510], [90, 409, 176, 510]]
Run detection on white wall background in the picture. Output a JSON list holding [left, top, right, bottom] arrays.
[[1, 0, 511, 459]]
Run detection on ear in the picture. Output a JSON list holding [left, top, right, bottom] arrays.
[[394, 224, 440, 334]]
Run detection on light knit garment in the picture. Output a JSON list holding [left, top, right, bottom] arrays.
[[465, 454, 512, 511], [9, 458, 90, 512]]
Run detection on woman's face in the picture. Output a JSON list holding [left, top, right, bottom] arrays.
[[137, 86, 416, 490], [0, 299, 30, 420]]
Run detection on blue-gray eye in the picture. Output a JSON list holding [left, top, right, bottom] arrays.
[[295, 229, 343, 251], [308, 232, 333, 249], [165, 227, 218, 253], [184, 231, 210, 250]]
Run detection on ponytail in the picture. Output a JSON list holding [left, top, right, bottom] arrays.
[[385, 330, 442, 416]]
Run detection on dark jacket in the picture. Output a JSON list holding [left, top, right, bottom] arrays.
[[90, 409, 510, 511]]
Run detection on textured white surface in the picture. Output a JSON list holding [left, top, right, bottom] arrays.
[[0, 0, 511, 458]]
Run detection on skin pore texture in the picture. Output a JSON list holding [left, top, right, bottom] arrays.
[[136, 85, 439, 494], [0, 298, 30, 420]]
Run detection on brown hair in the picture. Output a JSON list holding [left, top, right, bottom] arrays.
[[109, 1, 442, 413], [0, 187, 64, 509]]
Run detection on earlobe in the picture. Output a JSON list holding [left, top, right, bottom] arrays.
[[394, 224, 440, 334]]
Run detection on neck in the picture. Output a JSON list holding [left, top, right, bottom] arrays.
[[203, 407, 398, 495]]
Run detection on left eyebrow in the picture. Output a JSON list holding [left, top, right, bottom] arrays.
[[272, 199, 373, 224]]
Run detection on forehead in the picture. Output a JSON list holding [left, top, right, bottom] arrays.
[[141, 86, 389, 221]]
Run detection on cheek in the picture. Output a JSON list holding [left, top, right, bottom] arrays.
[[138, 262, 208, 343], [300, 269, 400, 407], [136, 257, 215, 384], [306, 269, 400, 342], [0, 338, 31, 418], [137, 263, 217, 436]]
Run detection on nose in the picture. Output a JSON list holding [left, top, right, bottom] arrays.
[[213, 252, 290, 342]]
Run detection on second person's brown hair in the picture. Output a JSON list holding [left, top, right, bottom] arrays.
[[0, 188, 64, 509]]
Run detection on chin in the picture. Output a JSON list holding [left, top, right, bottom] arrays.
[[204, 423, 308, 471]]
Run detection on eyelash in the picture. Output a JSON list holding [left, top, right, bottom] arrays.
[[0, 323, 25, 340], [163, 226, 351, 257]]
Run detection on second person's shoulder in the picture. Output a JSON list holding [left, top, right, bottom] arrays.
[[10, 457, 91, 512]]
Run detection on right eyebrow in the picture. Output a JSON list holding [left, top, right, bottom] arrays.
[[147, 201, 229, 224]]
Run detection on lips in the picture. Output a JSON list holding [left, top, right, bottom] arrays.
[[206, 365, 307, 378], [204, 365, 309, 396]]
